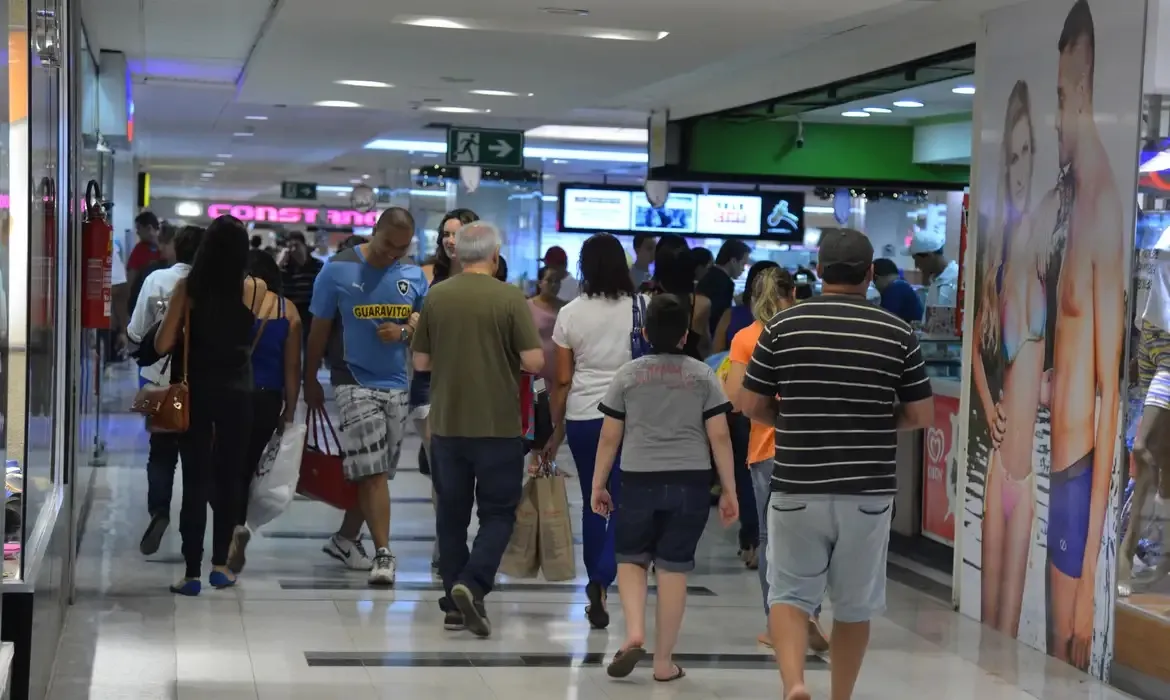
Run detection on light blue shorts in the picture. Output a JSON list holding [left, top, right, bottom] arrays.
[[766, 493, 893, 623]]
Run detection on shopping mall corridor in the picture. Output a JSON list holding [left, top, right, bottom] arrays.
[[40, 365, 1131, 700]]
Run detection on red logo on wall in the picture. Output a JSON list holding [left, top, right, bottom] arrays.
[[922, 394, 960, 544]]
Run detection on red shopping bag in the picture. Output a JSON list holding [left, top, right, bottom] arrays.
[[296, 410, 360, 511]]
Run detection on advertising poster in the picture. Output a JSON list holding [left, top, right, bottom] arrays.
[[959, 0, 1144, 678], [923, 394, 960, 544]]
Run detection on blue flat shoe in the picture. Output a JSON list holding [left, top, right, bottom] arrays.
[[209, 570, 236, 589], [170, 579, 201, 596]]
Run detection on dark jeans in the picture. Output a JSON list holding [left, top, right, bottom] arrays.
[[729, 412, 758, 549], [431, 435, 524, 599], [147, 432, 180, 517], [565, 418, 621, 587], [238, 389, 285, 526], [178, 384, 254, 579]]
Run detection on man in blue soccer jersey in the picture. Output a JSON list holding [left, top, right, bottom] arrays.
[[304, 207, 427, 585]]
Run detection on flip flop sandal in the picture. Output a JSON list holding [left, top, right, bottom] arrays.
[[653, 665, 686, 683], [606, 646, 647, 678]]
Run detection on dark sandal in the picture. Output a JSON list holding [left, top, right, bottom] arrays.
[[653, 665, 686, 682], [606, 646, 647, 678]]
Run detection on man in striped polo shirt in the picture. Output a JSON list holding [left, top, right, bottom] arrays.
[[739, 228, 934, 700]]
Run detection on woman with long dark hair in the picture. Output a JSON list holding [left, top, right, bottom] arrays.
[[545, 233, 637, 629], [225, 251, 303, 573], [155, 215, 263, 595], [422, 208, 479, 285]]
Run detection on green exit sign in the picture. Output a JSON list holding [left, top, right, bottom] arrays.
[[445, 127, 525, 169], [281, 181, 318, 200]]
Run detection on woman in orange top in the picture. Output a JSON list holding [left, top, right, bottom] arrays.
[[723, 268, 828, 653]]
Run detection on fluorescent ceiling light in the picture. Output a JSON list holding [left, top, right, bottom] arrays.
[[470, 89, 527, 97], [426, 106, 489, 114], [175, 201, 202, 218], [552, 159, 569, 164], [245, 115, 268, 121], [952, 86, 976, 95], [525, 125, 648, 144], [216, 153, 232, 158], [201, 172, 215, 177], [349, 178, 362, 184], [315, 100, 362, 108], [232, 132, 253, 137], [893, 100, 924, 108], [400, 17, 469, 29], [841, 111, 870, 118], [209, 161, 225, 166], [362, 174, 371, 179], [363, 138, 648, 163], [542, 195, 559, 202], [863, 107, 892, 114], [336, 79, 393, 88]]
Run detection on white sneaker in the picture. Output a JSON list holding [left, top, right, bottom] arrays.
[[368, 548, 396, 586], [323, 534, 373, 571]]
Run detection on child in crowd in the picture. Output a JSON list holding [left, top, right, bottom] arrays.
[[590, 293, 739, 682]]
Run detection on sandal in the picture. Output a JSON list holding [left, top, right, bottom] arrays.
[[585, 581, 610, 629], [606, 646, 647, 678], [653, 665, 686, 682]]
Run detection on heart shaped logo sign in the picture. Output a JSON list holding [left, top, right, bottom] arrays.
[[926, 427, 945, 465]]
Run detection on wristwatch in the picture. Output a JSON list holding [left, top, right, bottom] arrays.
[[400, 326, 412, 343]]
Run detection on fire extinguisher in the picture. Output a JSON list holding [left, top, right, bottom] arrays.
[[81, 180, 112, 330], [33, 177, 55, 328]]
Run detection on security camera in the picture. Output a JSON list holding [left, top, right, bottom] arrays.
[[795, 118, 806, 149]]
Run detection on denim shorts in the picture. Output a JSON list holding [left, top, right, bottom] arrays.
[[766, 493, 893, 623], [615, 479, 710, 573]]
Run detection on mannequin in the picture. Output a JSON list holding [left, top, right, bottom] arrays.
[[1120, 227, 1170, 592]]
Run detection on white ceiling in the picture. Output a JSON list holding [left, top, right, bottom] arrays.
[[802, 76, 975, 124], [81, 0, 1009, 202]]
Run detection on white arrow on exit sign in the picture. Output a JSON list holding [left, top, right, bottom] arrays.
[[488, 139, 514, 159]]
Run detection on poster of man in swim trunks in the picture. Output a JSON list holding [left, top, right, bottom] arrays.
[[959, 0, 1144, 678]]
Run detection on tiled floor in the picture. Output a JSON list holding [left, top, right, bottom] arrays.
[[47, 380, 1141, 699]]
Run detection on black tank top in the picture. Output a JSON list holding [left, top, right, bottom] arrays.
[[172, 278, 257, 391]]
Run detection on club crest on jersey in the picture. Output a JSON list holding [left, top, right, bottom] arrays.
[[397, 280, 410, 295]]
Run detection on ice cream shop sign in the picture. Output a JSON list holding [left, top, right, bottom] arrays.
[[204, 203, 379, 227]]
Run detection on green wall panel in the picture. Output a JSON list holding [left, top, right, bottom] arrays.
[[688, 119, 970, 185]]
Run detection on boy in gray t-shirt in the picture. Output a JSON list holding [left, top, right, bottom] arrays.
[[592, 294, 739, 683]]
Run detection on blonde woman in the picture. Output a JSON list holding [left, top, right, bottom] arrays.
[[972, 79, 1051, 638], [723, 267, 827, 653]]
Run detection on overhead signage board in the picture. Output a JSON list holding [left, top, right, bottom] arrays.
[[281, 181, 318, 201], [445, 127, 525, 169]]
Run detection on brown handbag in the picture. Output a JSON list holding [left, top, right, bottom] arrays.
[[131, 306, 191, 433]]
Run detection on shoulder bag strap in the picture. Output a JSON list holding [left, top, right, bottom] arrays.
[[180, 303, 190, 385]]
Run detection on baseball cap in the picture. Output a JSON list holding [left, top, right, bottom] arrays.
[[909, 228, 946, 256], [818, 228, 874, 273], [543, 246, 568, 266]]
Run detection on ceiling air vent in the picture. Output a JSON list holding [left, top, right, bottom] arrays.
[[440, 76, 475, 84]]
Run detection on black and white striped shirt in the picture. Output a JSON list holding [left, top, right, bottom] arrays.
[[741, 295, 932, 495]]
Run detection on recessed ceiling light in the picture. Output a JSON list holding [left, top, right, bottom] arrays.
[[862, 107, 892, 114], [470, 89, 526, 97], [893, 100, 925, 108], [841, 111, 871, 118], [201, 172, 215, 177], [540, 7, 589, 15], [952, 85, 976, 95], [401, 17, 468, 29], [525, 125, 648, 143], [335, 79, 393, 88], [427, 106, 489, 114], [245, 115, 268, 120], [216, 153, 233, 158], [552, 159, 569, 164], [349, 178, 362, 184], [656, 31, 670, 40], [232, 132, 253, 137], [362, 174, 370, 179], [314, 100, 362, 108], [209, 161, 225, 166]]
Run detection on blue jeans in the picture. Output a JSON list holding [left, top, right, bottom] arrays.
[[565, 418, 621, 587], [431, 435, 525, 598]]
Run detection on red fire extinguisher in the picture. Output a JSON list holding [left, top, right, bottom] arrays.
[[81, 180, 112, 330], [33, 177, 55, 328]]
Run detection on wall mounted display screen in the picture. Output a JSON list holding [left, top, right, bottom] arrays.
[[758, 192, 806, 243], [561, 188, 631, 232], [629, 192, 698, 234], [696, 194, 762, 236]]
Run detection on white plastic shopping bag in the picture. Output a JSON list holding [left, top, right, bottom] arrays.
[[247, 422, 306, 528]]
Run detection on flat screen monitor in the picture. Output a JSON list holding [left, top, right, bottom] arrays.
[[561, 188, 632, 232], [758, 192, 806, 243], [629, 192, 698, 234], [696, 194, 763, 236]]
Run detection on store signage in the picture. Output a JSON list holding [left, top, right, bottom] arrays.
[[281, 181, 318, 200], [446, 127, 525, 168], [921, 393, 959, 545], [206, 203, 378, 227]]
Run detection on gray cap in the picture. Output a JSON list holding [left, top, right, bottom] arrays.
[[817, 228, 874, 270]]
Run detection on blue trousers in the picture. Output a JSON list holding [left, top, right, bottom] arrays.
[[565, 418, 621, 587]]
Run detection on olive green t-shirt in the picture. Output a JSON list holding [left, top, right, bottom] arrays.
[[412, 272, 542, 438]]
